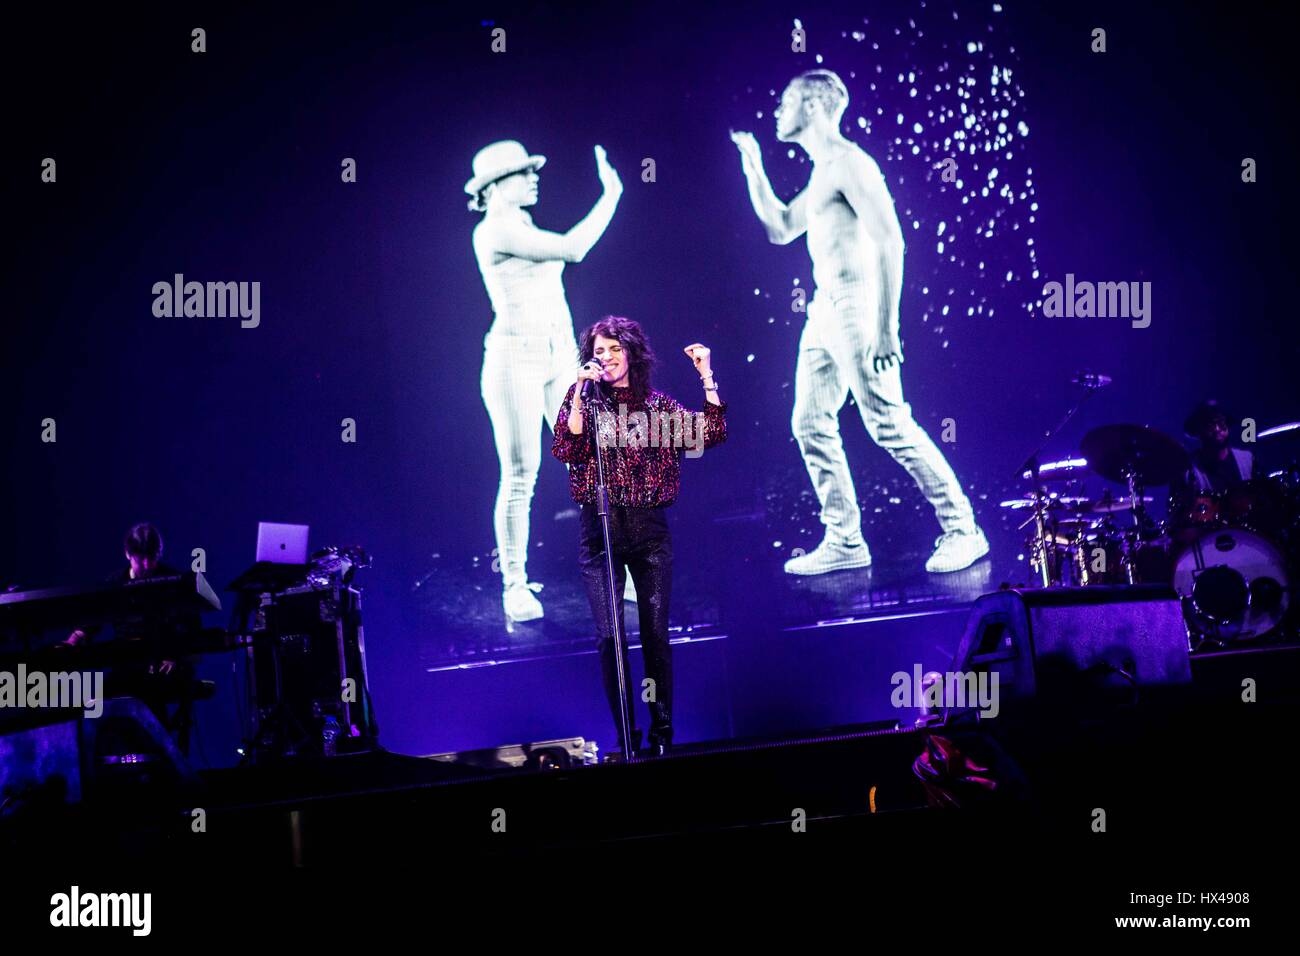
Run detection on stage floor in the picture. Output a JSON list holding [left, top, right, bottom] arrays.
[[411, 467, 1035, 669]]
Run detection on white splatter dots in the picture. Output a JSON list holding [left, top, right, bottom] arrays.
[[749, 6, 1038, 348]]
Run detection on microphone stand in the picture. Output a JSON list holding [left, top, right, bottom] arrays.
[[582, 376, 638, 763]]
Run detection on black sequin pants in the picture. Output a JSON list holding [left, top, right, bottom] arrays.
[[578, 502, 673, 750]]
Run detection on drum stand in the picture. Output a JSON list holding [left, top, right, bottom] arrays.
[[1116, 465, 1170, 585], [1015, 379, 1106, 588], [1019, 465, 1058, 588], [1118, 467, 1147, 585]]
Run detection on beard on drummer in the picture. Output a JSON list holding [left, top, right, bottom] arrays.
[[1171, 400, 1254, 514]]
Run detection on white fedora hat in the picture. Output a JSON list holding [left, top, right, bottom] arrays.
[[464, 140, 547, 196]]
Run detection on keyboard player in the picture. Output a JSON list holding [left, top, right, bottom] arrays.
[[61, 522, 202, 750]]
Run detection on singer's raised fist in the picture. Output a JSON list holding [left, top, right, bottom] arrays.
[[684, 343, 712, 377]]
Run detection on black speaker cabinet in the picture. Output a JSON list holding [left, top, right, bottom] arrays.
[[953, 585, 1192, 706]]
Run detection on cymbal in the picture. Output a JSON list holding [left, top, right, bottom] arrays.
[[999, 493, 1150, 515], [1259, 421, 1300, 442], [1053, 517, 1095, 528], [1081, 424, 1189, 486], [1033, 457, 1092, 480], [999, 495, 1092, 511], [1089, 491, 1155, 513]]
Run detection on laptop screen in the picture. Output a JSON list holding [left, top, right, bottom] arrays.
[[255, 522, 309, 564]]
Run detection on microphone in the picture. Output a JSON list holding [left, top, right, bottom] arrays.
[[580, 356, 605, 398], [1071, 370, 1112, 389]]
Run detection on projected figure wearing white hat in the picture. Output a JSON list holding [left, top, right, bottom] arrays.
[[732, 70, 988, 574], [468, 140, 623, 624]]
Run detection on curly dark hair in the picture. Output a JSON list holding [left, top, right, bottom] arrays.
[[578, 315, 656, 397]]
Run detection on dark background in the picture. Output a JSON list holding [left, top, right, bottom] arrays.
[[3, 0, 1296, 762]]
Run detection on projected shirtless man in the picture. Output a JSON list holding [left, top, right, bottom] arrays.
[[731, 70, 987, 574]]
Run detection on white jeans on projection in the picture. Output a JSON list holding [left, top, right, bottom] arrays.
[[792, 293, 976, 545], [481, 323, 577, 590]]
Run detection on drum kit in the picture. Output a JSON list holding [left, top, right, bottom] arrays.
[[1008, 420, 1300, 649]]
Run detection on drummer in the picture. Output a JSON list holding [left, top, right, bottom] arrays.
[[1171, 399, 1254, 501]]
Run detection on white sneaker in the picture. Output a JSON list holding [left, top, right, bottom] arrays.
[[925, 528, 989, 573], [784, 536, 873, 575], [503, 582, 544, 622]]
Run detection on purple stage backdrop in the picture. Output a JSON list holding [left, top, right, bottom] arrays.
[[4, 0, 1297, 762]]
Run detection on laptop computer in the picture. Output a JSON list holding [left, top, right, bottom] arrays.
[[256, 522, 309, 564]]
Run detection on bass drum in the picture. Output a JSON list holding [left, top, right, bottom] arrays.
[[1173, 527, 1290, 641]]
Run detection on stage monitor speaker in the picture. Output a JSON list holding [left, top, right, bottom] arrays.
[[952, 585, 1192, 709], [0, 697, 197, 808]]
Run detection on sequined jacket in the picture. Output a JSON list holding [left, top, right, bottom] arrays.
[[552, 382, 728, 507]]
